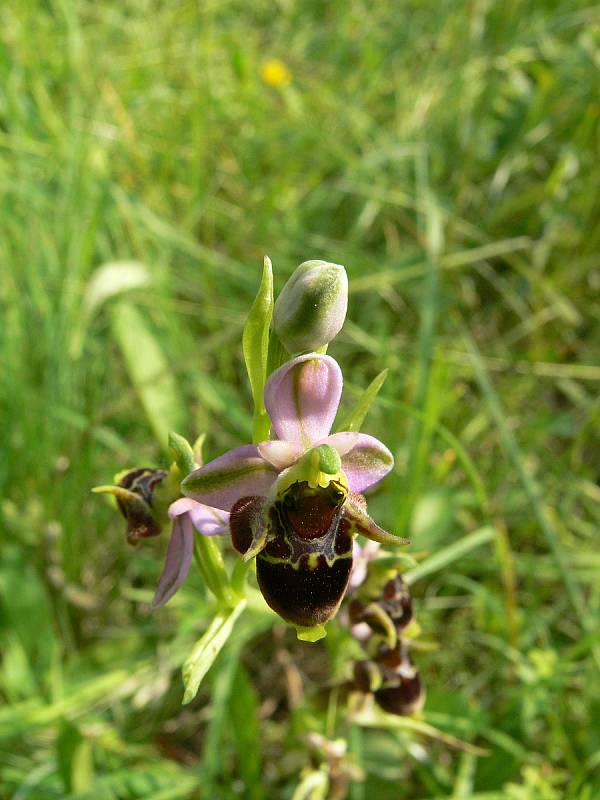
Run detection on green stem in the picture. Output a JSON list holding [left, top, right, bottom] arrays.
[[194, 537, 236, 608], [230, 558, 251, 598]]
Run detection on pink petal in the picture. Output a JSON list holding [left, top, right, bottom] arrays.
[[348, 539, 381, 589], [181, 444, 278, 511], [351, 622, 372, 642], [152, 515, 195, 607], [264, 354, 343, 447], [168, 497, 200, 518], [168, 498, 229, 536], [319, 431, 359, 457], [258, 440, 303, 470], [188, 504, 230, 537], [339, 434, 394, 493]]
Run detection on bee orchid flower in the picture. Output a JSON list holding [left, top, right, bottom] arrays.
[[181, 353, 405, 631]]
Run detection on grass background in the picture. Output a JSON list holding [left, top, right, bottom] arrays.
[[1, 0, 600, 797]]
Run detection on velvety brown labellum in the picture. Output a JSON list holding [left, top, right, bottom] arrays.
[[117, 468, 167, 544], [350, 575, 413, 634], [353, 660, 382, 693], [229, 481, 354, 627], [374, 673, 424, 716], [257, 554, 352, 627]]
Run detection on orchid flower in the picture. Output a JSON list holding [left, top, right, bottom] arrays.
[[180, 353, 404, 631]]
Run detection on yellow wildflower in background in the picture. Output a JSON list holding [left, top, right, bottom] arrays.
[[260, 58, 292, 87]]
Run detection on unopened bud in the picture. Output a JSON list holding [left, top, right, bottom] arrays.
[[273, 260, 348, 352]]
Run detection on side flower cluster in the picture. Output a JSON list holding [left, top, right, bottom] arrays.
[[348, 569, 424, 716]]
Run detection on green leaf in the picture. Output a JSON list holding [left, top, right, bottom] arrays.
[[83, 261, 151, 317], [404, 525, 497, 586], [395, 158, 443, 538], [0, 547, 56, 690], [353, 709, 488, 756], [57, 720, 94, 794], [199, 638, 244, 787], [336, 368, 388, 432], [230, 666, 265, 800], [70, 260, 151, 357], [242, 256, 274, 443], [111, 302, 185, 447], [182, 598, 246, 704]]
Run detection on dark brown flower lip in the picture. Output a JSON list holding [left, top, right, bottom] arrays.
[[117, 467, 168, 508], [115, 468, 168, 544]]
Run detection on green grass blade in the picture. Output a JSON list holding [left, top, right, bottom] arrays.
[[463, 330, 600, 672], [111, 302, 185, 448], [404, 525, 497, 586], [379, 394, 490, 515], [395, 153, 443, 537], [335, 368, 388, 432]]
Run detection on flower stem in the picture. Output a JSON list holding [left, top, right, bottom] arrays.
[[194, 537, 236, 608], [230, 557, 251, 598]]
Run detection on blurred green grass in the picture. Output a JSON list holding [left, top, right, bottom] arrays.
[[1, 0, 600, 797]]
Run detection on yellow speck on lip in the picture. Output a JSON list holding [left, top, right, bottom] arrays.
[[260, 58, 292, 87]]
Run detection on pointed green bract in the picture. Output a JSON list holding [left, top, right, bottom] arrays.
[[336, 369, 388, 433], [182, 599, 246, 704], [193, 433, 206, 467], [57, 720, 94, 794], [168, 431, 196, 476], [243, 256, 274, 443]]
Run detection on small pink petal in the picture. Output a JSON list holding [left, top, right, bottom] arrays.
[[168, 497, 200, 518], [351, 622, 372, 642], [181, 444, 278, 511], [152, 516, 195, 607], [264, 354, 342, 447], [169, 498, 229, 535], [348, 539, 380, 589], [188, 504, 230, 537], [258, 440, 303, 470], [341, 434, 394, 493], [319, 431, 359, 458]]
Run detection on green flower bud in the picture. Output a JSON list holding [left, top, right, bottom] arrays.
[[273, 260, 348, 353]]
